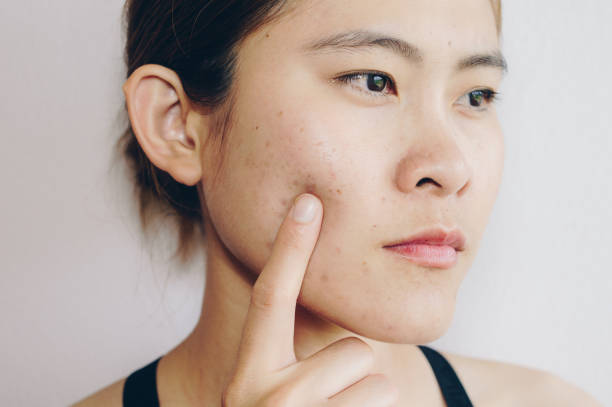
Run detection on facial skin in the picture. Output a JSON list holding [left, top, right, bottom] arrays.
[[201, 0, 504, 345], [123, 0, 505, 403]]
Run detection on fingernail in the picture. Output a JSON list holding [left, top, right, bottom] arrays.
[[291, 194, 317, 224]]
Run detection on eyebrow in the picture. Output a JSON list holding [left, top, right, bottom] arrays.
[[302, 29, 508, 73]]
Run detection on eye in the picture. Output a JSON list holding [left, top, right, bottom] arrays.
[[334, 71, 396, 97], [456, 89, 499, 111]]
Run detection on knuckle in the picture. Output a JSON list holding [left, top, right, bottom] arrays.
[[277, 225, 308, 252], [340, 336, 375, 362], [250, 281, 292, 311]]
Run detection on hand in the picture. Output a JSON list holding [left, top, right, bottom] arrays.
[[221, 193, 399, 406]]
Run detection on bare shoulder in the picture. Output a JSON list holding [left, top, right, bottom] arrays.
[[439, 350, 603, 407], [70, 377, 126, 407]]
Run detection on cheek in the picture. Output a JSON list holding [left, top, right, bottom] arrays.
[[204, 101, 363, 274]]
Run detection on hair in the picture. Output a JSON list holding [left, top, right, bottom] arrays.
[[117, 0, 502, 263]]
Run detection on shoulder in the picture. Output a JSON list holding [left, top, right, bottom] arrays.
[[70, 377, 126, 407], [439, 350, 603, 407]]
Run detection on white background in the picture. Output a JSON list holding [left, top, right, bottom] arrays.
[[1, 1, 610, 405]]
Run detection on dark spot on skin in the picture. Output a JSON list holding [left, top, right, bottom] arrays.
[[282, 199, 288, 206], [361, 262, 370, 273], [265, 33, 270, 38], [305, 183, 316, 193], [300, 127, 304, 133], [320, 274, 329, 282], [372, 224, 377, 229], [336, 189, 342, 195], [265, 141, 270, 147], [278, 111, 283, 116], [255, 126, 259, 130]]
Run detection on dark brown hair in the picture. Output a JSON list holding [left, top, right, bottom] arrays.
[[117, 0, 291, 263]]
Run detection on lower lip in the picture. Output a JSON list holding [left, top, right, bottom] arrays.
[[384, 243, 458, 269]]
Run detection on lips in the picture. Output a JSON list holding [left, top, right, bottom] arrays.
[[383, 227, 466, 269]]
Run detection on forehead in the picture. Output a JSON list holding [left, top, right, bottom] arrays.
[[260, 0, 499, 57]]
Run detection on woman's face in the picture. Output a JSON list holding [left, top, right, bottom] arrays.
[[200, 0, 504, 343]]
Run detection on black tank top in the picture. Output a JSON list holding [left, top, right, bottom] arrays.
[[122, 345, 473, 406]]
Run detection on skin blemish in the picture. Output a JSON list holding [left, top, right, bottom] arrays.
[[320, 274, 329, 282], [305, 183, 316, 193], [381, 197, 386, 203], [300, 127, 304, 133], [265, 33, 270, 38], [265, 141, 270, 148], [371, 224, 377, 229], [448, 40, 452, 47], [336, 189, 342, 195], [361, 261, 370, 273], [278, 110, 283, 116], [335, 246, 341, 254]]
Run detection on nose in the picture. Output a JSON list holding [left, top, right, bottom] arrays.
[[394, 117, 472, 198]]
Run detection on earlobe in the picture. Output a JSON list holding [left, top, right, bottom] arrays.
[[123, 64, 203, 186]]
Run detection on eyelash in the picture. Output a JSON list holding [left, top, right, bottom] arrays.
[[333, 70, 500, 110]]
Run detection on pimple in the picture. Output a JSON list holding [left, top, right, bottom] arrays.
[[335, 246, 341, 254], [361, 261, 370, 273], [278, 110, 283, 116], [336, 189, 342, 195], [381, 197, 386, 203], [371, 224, 377, 229], [281, 199, 288, 206]]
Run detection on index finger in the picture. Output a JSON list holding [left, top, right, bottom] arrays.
[[235, 193, 323, 374]]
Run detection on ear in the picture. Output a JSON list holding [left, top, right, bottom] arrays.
[[122, 64, 206, 186]]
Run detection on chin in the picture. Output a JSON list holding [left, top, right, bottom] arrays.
[[300, 283, 458, 345]]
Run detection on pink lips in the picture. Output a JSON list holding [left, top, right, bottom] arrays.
[[383, 228, 466, 269]]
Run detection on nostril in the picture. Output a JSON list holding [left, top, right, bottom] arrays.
[[416, 177, 440, 187]]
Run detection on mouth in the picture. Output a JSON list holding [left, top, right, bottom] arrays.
[[382, 227, 466, 269]]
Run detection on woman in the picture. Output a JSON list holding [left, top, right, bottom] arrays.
[[74, 0, 602, 405]]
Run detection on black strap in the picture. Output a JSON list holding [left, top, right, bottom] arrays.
[[418, 345, 474, 407], [122, 356, 162, 407]]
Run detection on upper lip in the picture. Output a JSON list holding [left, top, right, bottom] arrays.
[[383, 227, 466, 252]]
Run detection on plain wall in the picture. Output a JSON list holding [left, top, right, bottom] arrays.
[[1, 0, 610, 405]]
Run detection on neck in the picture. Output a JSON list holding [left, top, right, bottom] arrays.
[[156, 220, 431, 406]]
